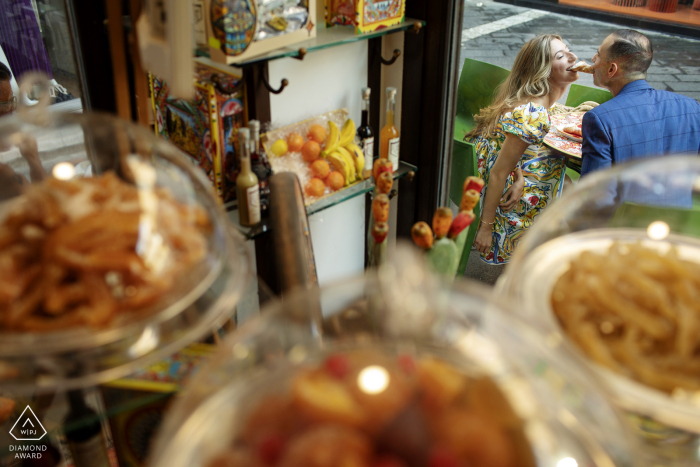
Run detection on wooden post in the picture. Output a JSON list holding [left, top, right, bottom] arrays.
[[105, 0, 132, 120]]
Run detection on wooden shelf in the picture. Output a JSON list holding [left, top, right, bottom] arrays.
[[225, 161, 417, 240], [197, 19, 426, 68]]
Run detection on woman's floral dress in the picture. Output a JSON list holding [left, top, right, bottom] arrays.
[[465, 102, 565, 265]]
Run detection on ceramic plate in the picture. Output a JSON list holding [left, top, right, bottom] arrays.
[[551, 112, 584, 142], [544, 132, 582, 158], [544, 112, 585, 158]]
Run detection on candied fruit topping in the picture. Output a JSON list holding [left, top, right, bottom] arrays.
[[427, 449, 461, 467], [257, 434, 286, 465], [207, 349, 532, 467], [417, 358, 466, 409], [292, 371, 366, 426], [372, 455, 408, 467], [324, 354, 351, 379], [397, 355, 416, 374]]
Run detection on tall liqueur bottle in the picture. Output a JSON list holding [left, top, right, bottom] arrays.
[[380, 87, 400, 172], [64, 390, 110, 467], [248, 120, 271, 216], [236, 128, 261, 227], [357, 87, 375, 163]]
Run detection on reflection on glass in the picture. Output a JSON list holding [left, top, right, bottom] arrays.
[[647, 220, 670, 240], [128, 326, 160, 358], [0, 0, 82, 109], [556, 457, 578, 467], [357, 365, 389, 394], [52, 161, 75, 179], [233, 343, 250, 360]]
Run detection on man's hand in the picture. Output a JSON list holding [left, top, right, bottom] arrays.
[[473, 223, 493, 255], [499, 167, 524, 212]]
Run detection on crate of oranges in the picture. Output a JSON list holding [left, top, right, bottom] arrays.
[[261, 109, 370, 205]]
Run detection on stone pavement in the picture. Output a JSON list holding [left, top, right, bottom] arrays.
[[458, 0, 700, 285], [460, 0, 700, 102]]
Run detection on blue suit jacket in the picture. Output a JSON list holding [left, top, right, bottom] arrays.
[[581, 80, 700, 176], [580, 80, 700, 208]]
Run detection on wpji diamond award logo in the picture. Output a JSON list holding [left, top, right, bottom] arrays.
[[8, 406, 48, 459]]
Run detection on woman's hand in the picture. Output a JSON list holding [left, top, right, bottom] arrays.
[[14, 134, 39, 164], [474, 223, 493, 255], [499, 167, 524, 212], [14, 133, 47, 182], [477, 133, 528, 256]]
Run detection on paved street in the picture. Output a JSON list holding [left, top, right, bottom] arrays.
[[459, 0, 700, 284], [460, 0, 700, 102]]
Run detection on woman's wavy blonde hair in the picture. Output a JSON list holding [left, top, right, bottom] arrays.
[[466, 34, 561, 139]]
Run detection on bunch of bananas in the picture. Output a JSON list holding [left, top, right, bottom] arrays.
[[322, 119, 366, 187]]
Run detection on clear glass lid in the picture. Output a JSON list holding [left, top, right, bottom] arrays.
[[0, 82, 250, 393], [498, 156, 700, 462], [149, 245, 632, 467]]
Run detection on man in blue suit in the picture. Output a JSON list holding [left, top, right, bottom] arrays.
[[581, 29, 700, 178]]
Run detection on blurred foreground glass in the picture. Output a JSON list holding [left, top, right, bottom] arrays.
[[500, 155, 700, 466], [149, 245, 633, 467], [0, 99, 249, 393]]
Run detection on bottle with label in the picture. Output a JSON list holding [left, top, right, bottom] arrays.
[[236, 128, 261, 227], [248, 120, 271, 216], [64, 390, 110, 467], [357, 87, 375, 163], [380, 87, 400, 172]]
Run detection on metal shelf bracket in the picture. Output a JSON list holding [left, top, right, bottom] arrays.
[[261, 76, 289, 94], [380, 49, 402, 66]]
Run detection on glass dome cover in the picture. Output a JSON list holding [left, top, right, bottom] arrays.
[[149, 246, 633, 467], [498, 156, 700, 463], [0, 87, 249, 393]]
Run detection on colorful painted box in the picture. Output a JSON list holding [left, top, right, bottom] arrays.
[[356, 0, 405, 33], [150, 59, 247, 202], [100, 343, 217, 467], [203, 0, 318, 65], [326, 0, 405, 33], [326, 0, 356, 26]]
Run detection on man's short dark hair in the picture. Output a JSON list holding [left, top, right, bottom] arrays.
[[0, 63, 11, 82], [607, 29, 653, 77]]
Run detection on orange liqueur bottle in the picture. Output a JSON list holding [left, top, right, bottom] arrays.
[[380, 86, 400, 172]]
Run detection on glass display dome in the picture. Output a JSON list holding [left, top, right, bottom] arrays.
[[499, 156, 700, 465], [149, 246, 633, 467], [0, 88, 250, 393]]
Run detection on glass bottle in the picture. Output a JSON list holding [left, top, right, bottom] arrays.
[[248, 120, 271, 216], [380, 87, 400, 172], [357, 87, 375, 162], [236, 128, 261, 227], [64, 390, 110, 467]]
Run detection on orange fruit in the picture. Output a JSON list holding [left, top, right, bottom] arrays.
[[301, 140, 321, 163], [305, 178, 326, 197], [310, 159, 331, 179], [287, 133, 304, 152], [307, 124, 326, 144], [326, 171, 345, 191]]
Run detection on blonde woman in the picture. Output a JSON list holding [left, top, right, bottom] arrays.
[[466, 34, 579, 265]]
